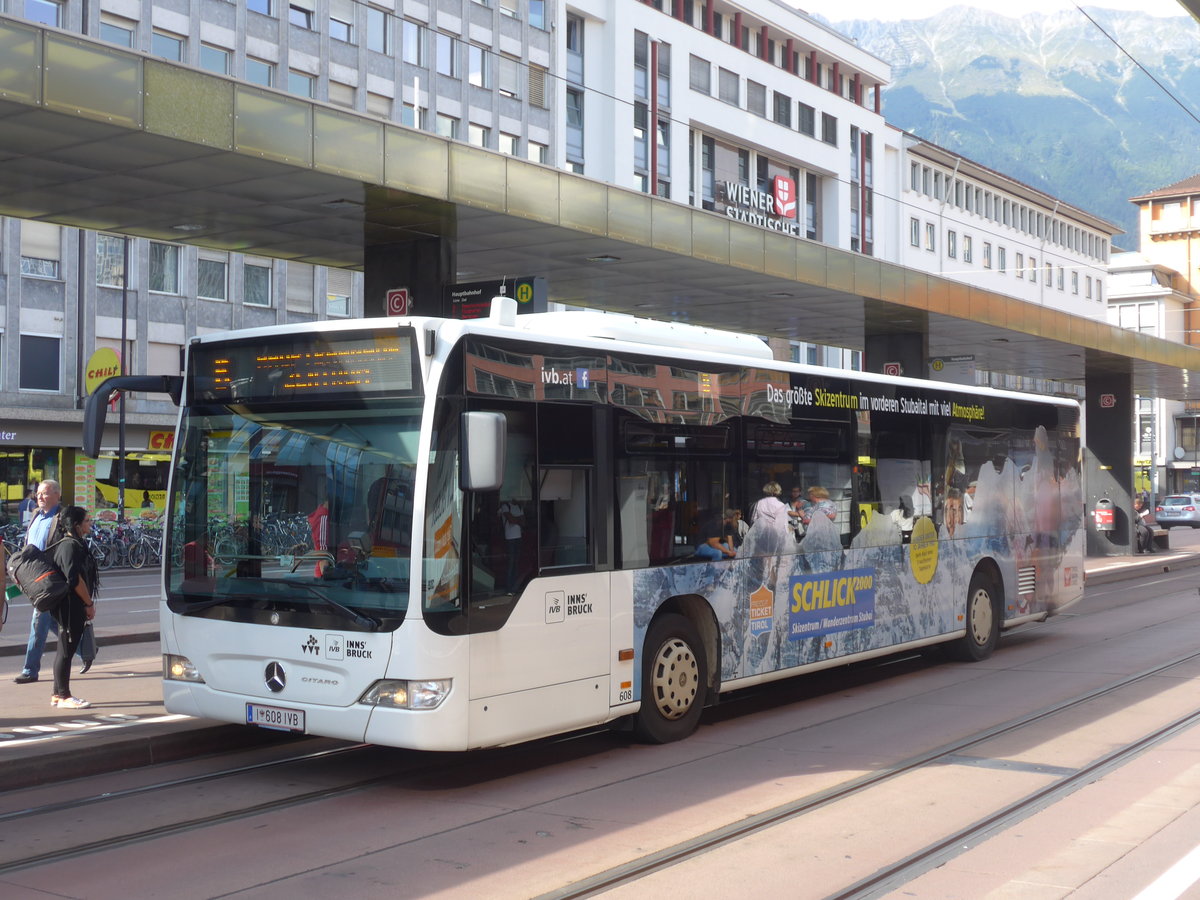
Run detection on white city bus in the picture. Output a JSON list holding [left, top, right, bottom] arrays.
[[84, 300, 1083, 750]]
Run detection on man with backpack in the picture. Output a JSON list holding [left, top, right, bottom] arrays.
[[11, 479, 96, 683]]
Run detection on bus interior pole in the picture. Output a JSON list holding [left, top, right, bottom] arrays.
[[118, 236, 128, 522]]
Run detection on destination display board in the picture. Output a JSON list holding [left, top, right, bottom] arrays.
[[190, 328, 421, 403]]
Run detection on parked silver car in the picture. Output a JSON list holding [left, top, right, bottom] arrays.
[[1155, 494, 1200, 528]]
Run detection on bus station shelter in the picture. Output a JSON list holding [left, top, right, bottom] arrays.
[[2, 15, 1199, 555]]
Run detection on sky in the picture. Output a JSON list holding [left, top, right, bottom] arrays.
[[795, 0, 1188, 22]]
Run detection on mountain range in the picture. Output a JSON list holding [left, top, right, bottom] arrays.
[[824, 6, 1200, 245]]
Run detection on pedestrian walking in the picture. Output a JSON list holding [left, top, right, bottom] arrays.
[[12, 480, 95, 684], [48, 506, 100, 709]]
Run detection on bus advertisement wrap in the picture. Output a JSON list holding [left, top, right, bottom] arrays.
[[788, 568, 876, 639]]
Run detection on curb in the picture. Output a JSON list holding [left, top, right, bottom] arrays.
[[0, 630, 159, 658], [1083, 552, 1200, 586], [0, 720, 308, 792]]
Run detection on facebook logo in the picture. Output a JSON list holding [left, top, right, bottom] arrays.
[[576, 368, 590, 389]]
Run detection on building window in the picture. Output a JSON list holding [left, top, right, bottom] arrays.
[[499, 133, 518, 156], [798, 103, 815, 137], [437, 33, 458, 77], [200, 45, 230, 74], [247, 0, 271, 14], [246, 58, 274, 87], [1015, 251, 1024, 278], [288, 4, 313, 29], [529, 0, 545, 29], [963, 235, 973, 264], [566, 88, 585, 163], [20, 221, 62, 279], [327, 269, 352, 317], [244, 260, 272, 307], [1071, 270, 1079, 294], [528, 65, 547, 108], [982, 241, 992, 268], [328, 81, 355, 108], [100, 15, 135, 46], [286, 262, 314, 313], [998, 246, 1006, 274], [690, 55, 710, 94], [1086, 275, 1093, 298], [152, 31, 184, 61], [566, 15, 584, 86], [19, 335, 60, 393], [772, 92, 791, 127], [500, 0, 518, 17], [527, 141, 548, 164], [910, 161, 920, 192], [96, 234, 125, 287], [469, 124, 490, 148], [363, 92, 390, 118], [747, 81, 766, 117], [198, 255, 228, 301], [397, 100, 422, 125], [24, 0, 62, 27], [947, 230, 957, 259], [821, 113, 837, 145], [925, 223, 935, 252], [288, 71, 315, 98], [469, 45, 489, 87], [330, 14, 353, 43], [149, 243, 180, 294], [1029, 256, 1036, 282], [499, 55, 520, 98], [909, 217, 920, 248], [369, 8, 392, 55], [435, 114, 458, 139], [718, 68, 738, 105]]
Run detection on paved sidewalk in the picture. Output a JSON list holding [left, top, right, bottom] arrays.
[[1, 544, 1197, 792]]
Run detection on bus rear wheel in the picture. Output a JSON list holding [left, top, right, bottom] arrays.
[[633, 613, 708, 744], [945, 570, 1000, 662]]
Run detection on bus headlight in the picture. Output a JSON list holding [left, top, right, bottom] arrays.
[[359, 679, 451, 710], [163, 654, 205, 683]]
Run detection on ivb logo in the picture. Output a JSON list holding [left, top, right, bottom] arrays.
[[773, 176, 797, 219], [540, 368, 591, 389]]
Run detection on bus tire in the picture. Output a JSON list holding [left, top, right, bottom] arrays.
[[633, 613, 708, 744], [945, 569, 1000, 662]]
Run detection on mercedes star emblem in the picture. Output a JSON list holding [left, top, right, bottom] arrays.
[[265, 661, 286, 693]]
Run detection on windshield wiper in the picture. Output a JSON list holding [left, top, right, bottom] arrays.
[[258, 578, 381, 630], [176, 579, 380, 630]]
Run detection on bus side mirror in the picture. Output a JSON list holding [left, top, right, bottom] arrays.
[[461, 411, 506, 491], [83, 375, 183, 459]]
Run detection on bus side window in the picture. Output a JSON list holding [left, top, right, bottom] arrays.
[[537, 404, 594, 571]]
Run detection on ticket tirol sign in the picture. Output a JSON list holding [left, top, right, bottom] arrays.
[[719, 176, 800, 235]]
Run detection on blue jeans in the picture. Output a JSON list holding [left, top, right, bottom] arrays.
[[22, 609, 95, 678]]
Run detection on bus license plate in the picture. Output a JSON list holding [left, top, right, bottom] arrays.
[[246, 703, 305, 732]]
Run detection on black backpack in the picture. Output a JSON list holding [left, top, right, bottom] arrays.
[[8, 540, 69, 612]]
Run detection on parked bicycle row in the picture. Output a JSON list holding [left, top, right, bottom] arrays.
[[3, 512, 315, 571]]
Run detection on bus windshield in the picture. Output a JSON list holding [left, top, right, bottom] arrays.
[[165, 402, 422, 629]]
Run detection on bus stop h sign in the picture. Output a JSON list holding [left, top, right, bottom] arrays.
[[386, 288, 410, 316]]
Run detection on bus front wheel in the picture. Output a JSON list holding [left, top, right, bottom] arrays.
[[633, 613, 708, 744], [945, 570, 1000, 662]]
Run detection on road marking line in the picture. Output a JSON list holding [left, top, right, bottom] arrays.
[[1133, 843, 1200, 900]]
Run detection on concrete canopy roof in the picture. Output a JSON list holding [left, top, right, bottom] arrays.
[[3, 17, 1200, 399]]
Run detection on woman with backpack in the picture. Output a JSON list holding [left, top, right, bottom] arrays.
[[48, 506, 100, 710]]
